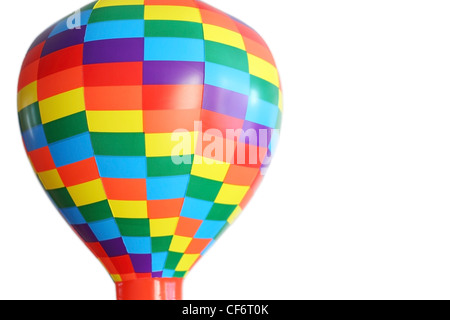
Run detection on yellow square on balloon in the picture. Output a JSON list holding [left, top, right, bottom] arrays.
[[145, 132, 197, 157], [214, 184, 250, 205], [95, 0, 144, 8], [190, 155, 230, 182], [39, 87, 85, 124], [203, 24, 245, 50], [175, 254, 200, 271], [17, 81, 37, 112], [38, 169, 64, 190], [150, 218, 179, 237], [109, 200, 148, 219], [248, 53, 280, 88], [144, 5, 202, 23], [227, 206, 242, 224], [278, 89, 283, 111], [67, 179, 107, 207], [169, 235, 192, 253], [87, 111, 143, 133], [110, 274, 122, 282]]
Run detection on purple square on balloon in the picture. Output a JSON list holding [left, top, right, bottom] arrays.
[[100, 238, 127, 257], [130, 254, 152, 273], [41, 26, 87, 57], [240, 121, 272, 148], [31, 23, 56, 50], [83, 38, 144, 64], [202, 85, 248, 119], [143, 61, 204, 85], [72, 224, 98, 243]]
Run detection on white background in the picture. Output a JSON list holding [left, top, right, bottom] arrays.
[[1, 0, 450, 300]]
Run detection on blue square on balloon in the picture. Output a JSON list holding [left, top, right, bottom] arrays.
[[180, 197, 214, 220], [162, 269, 176, 278], [204, 62, 250, 95], [144, 38, 205, 62], [48, 132, 94, 167], [22, 125, 48, 152], [60, 207, 86, 225], [146, 175, 190, 200], [123, 237, 152, 254], [85, 20, 145, 42], [268, 128, 280, 154], [88, 218, 121, 241], [96, 156, 147, 179], [49, 10, 92, 37], [245, 97, 280, 129], [151, 252, 168, 272], [194, 220, 227, 239]]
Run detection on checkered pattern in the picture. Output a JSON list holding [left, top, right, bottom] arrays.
[[18, 0, 282, 282]]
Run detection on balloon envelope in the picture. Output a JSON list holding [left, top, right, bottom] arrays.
[[17, 0, 282, 299]]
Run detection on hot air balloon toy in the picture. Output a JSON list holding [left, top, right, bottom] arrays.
[[17, 0, 282, 300]]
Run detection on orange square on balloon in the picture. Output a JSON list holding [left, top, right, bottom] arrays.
[[235, 20, 267, 48], [175, 217, 202, 237], [21, 42, 44, 71], [224, 165, 260, 186], [38, 44, 83, 79], [239, 174, 263, 210], [110, 256, 135, 274], [147, 199, 184, 219], [102, 178, 147, 201], [196, 1, 222, 14], [199, 9, 239, 32], [185, 238, 211, 254], [57, 157, 100, 187], [120, 273, 138, 282], [142, 85, 203, 110], [143, 109, 200, 133], [85, 242, 108, 259], [242, 36, 276, 66], [85, 86, 143, 110], [84, 62, 143, 87], [38, 66, 84, 101], [28, 146, 56, 172], [18, 59, 39, 92], [99, 257, 119, 275]]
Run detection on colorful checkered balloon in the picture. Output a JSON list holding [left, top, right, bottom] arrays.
[[17, 0, 282, 300]]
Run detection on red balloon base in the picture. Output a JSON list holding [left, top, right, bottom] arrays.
[[115, 278, 183, 300]]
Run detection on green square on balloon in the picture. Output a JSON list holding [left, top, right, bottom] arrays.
[[206, 204, 236, 221], [116, 218, 150, 237], [250, 75, 279, 106], [145, 20, 204, 39], [186, 176, 222, 201], [78, 200, 113, 222], [18, 102, 41, 133], [47, 187, 75, 208], [90, 133, 146, 156], [205, 41, 249, 72], [89, 5, 144, 23], [173, 271, 187, 278], [43, 111, 89, 144], [151, 236, 173, 253], [164, 252, 183, 270], [147, 155, 193, 177]]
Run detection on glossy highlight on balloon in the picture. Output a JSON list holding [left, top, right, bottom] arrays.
[[17, 0, 282, 300]]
